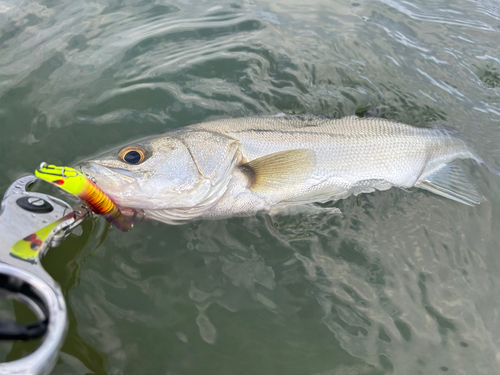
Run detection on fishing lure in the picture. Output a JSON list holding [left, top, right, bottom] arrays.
[[35, 163, 132, 232]]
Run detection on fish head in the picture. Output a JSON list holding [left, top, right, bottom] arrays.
[[78, 134, 219, 211]]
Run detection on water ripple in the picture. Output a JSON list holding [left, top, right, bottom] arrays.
[[2, 0, 500, 373]]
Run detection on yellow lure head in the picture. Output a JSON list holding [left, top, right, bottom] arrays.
[[35, 163, 87, 195], [35, 162, 132, 232]]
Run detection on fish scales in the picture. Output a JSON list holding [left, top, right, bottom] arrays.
[[190, 116, 468, 187], [79, 115, 493, 224]]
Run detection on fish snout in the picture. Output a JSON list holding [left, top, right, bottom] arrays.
[[79, 162, 134, 183], [78, 162, 99, 183]]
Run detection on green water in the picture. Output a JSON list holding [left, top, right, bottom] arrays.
[[1, 0, 500, 373]]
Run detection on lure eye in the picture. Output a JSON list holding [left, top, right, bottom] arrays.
[[118, 146, 148, 165]]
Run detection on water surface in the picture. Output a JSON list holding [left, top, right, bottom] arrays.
[[1, 0, 500, 373]]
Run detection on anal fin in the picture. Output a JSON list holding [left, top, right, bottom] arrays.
[[416, 162, 485, 206]]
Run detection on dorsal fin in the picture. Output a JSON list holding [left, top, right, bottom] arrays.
[[240, 150, 316, 196]]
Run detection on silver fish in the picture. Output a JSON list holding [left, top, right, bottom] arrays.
[[79, 115, 497, 224]]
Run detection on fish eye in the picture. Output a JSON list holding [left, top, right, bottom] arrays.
[[118, 146, 148, 165]]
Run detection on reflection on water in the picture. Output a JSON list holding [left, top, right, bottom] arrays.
[[1, 0, 500, 374]]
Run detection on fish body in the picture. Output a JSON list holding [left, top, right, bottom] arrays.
[[79, 115, 491, 224]]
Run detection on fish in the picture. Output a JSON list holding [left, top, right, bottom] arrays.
[[78, 115, 498, 224]]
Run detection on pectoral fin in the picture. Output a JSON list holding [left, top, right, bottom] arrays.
[[416, 162, 485, 206], [240, 150, 316, 195]]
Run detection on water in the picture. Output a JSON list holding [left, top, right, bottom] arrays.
[[1, 0, 500, 373]]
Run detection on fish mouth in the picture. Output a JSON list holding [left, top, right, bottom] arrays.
[[79, 162, 143, 219], [79, 162, 138, 186], [79, 165, 96, 186], [79, 162, 100, 182]]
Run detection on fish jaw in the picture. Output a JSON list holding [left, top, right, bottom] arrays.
[[79, 162, 150, 209]]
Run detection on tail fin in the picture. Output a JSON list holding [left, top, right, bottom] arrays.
[[416, 161, 485, 206], [437, 124, 500, 176], [468, 150, 500, 176], [425, 126, 500, 205], [479, 158, 500, 176]]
